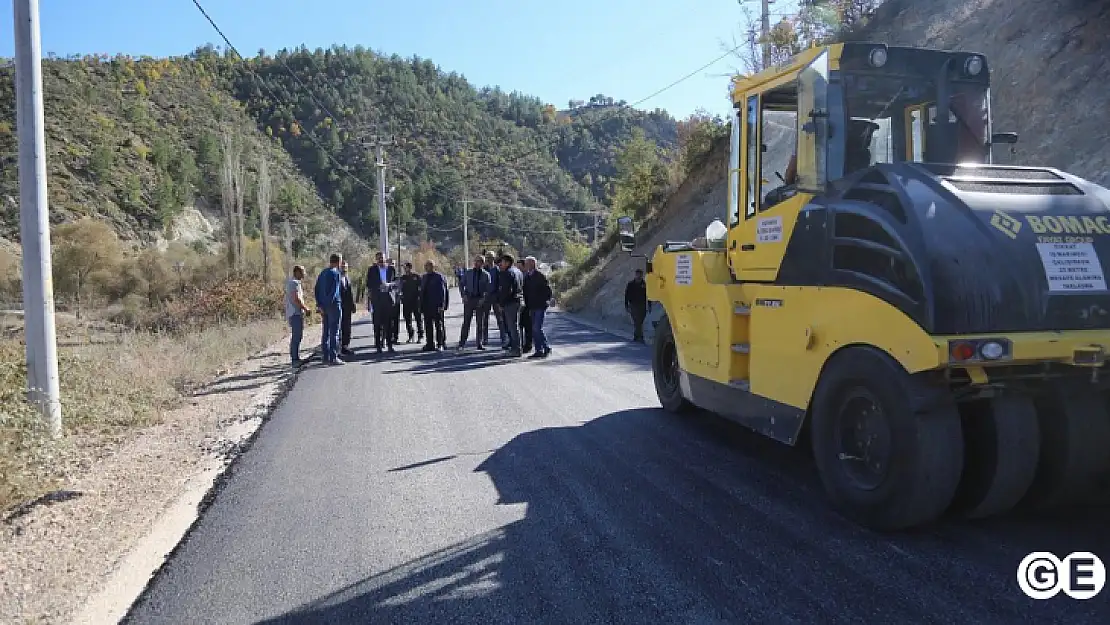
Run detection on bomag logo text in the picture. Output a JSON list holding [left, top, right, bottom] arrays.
[[1025, 215, 1110, 235]]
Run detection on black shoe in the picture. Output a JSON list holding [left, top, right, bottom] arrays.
[[421, 344, 436, 352], [476, 344, 485, 350]]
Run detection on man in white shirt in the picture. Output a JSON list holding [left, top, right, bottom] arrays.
[[284, 265, 311, 370]]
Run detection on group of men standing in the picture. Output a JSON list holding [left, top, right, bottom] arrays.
[[457, 250, 553, 359], [284, 251, 452, 368]]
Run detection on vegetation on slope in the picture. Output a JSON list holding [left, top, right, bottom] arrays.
[[0, 53, 350, 254]]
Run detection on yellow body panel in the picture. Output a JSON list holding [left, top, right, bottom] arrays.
[[729, 193, 813, 282], [647, 247, 1110, 413]]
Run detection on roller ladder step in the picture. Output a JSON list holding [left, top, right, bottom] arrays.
[[729, 379, 751, 391], [731, 343, 750, 354]]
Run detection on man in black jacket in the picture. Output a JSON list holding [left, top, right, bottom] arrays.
[[523, 256, 552, 358], [339, 261, 356, 357], [496, 253, 525, 357], [419, 260, 450, 351], [515, 259, 532, 353], [399, 262, 424, 343], [625, 268, 651, 343]]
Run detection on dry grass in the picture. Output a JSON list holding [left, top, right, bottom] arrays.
[[0, 316, 288, 513]]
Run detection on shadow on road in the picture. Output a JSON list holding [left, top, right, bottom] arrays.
[[252, 408, 1110, 624]]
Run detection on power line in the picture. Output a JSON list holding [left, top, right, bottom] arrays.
[[189, 0, 379, 199]]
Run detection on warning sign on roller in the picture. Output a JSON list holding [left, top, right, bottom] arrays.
[[1036, 242, 1108, 292]]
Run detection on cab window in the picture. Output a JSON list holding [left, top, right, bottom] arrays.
[[744, 95, 759, 219], [758, 81, 799, 212]]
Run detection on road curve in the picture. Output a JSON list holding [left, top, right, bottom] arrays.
[[123, 302, 1110, 624]]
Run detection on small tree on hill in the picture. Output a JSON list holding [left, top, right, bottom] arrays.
[[51, 219, 121, 318]]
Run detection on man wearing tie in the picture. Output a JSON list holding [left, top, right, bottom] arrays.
[[365, 251, 398, 353], [339, 260, 356, 357], [457, 255, 490, 350]]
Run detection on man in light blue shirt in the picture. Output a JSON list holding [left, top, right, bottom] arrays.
[[314, 253, 344, 365]]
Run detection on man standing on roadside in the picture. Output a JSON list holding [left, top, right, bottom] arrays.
[[625, 268, 651, 343], [285, 265, 311, 370], [420, 260, 450, 351], [458, 255, 491, 350], [314, 253, 345, 365], [339, 260, 356, 357], [515, 258, 533, 353], [399, 262, 424, 344], [366, 251, 398, 353], [497, 253, 525, 357], [388, 259, 403, 344], [523, 255, 552, 358], [481, 251, 505, 348]]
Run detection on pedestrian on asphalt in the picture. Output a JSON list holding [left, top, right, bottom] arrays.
[[365, 251, 398, 354], [625, 268, 651, 343], [455, 265, 466, 300], [420, 259, 450, 351], [339, 260, 356, 357], [399, 261, 424, 344], [481, 250, 505, 348], [523, 255, 552, 358], [314, 253, 345, 365], [284, 265, 312, 370], [458, 255, 491, 350], [388, 259, 403, 345], [497, 253, 525, 357], [515, 258, 532, 353]]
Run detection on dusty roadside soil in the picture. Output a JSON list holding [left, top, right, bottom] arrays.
[[0, 325, 324, 625]]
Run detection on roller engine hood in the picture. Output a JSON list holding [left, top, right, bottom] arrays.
[[820, 163, 1110, 335]]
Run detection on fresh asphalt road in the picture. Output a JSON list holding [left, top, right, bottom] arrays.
[[124, 301, 1110, 624]]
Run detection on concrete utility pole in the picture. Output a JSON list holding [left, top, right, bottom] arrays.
[[593, 213, 601, 247], [363, 137, 394, 257], [462, 197, 469, 263], [13, 0, 61, 438], [761, 0, 773, 69]]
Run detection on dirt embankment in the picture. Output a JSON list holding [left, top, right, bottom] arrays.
[[571, 0, 1110, 335], [570, 113, 793, 338]]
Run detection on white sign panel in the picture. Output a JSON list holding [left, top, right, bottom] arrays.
[[757, 216, 783, 243], [675, 254, 693, 286], [1036, 242, 1107, 292]]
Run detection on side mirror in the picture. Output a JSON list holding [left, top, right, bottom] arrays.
[[991, 132, 1018, 145], [617, 216, 636, 253]]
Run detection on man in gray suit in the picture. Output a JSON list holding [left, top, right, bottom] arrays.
[[365, 251, 398, 353], [457, 255, 491, 350]]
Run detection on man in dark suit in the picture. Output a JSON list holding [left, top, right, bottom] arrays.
[[515, 259, 532, 353], [523, 256, 552, 358], [420, 260, 450, 351], [339, 260, 356, 357], [365, 251, 398, 353], [457, 255, 491, 350]]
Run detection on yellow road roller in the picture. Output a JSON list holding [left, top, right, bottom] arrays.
[[616, 42, 1110, 531]]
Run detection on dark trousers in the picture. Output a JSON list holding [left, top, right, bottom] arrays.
[[630, 305, 647, 341], [373, 309, 394, 349], [519, 305, 532, 351], [403, 299, 423, 340], [391, 302, 402, 342], [459, 297, 484, 347], [502, 301, 522, 352], [532, 308, 549, 352], [340, 305, 353, 348], [424, 309, 446, 348], [322, 304, 342, 361], [478, 300, 493, 344]]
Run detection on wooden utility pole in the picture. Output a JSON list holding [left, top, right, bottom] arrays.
[[257, 157, 272, 284]]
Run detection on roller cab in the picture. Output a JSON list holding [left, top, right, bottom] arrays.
[[619, 42, 1110, 531]]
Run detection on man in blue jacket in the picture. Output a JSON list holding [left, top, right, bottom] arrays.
[[314, 253, 345, 365]]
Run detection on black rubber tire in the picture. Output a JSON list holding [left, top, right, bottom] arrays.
[[652, 315, 694, 414], [1021, 380, 1110, 509], [951, 395, 1040, 519], [810, 347, 964, 531]]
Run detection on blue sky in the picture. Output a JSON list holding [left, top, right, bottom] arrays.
[[0, 0, 798, 119]]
